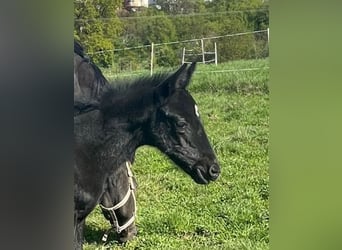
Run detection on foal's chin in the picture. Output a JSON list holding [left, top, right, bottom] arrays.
[[169, 152, 219, 184], [180, 163, 210, 185]]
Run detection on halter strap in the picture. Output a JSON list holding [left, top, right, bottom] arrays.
[[100, 185, 132, 211], [100, 161, 137, 241]]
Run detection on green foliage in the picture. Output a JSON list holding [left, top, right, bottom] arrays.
[[84, 59, 269, 249], [201, 14, 255, 61], [84, 35, 114, 67], [155, 44, 178, 67], [156, 0, 206, 14], [117, 10, 178, 68], [74, 0, 268, 68], [74, 0, 122, 67]]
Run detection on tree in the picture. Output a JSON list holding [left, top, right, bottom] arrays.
[[74, 0, 123, 67], [117, 9, 178, 68], [156, 0, 205, 14], [74, 0, 269, 70]]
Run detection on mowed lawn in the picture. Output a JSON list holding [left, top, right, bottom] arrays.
[[84, 59, 269, 250]]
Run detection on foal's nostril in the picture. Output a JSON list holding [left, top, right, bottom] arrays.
[[208, 164, 220, 180]]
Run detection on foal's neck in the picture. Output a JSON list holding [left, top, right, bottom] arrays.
[[101, 83, 157, 163], [102, 116, 145, 166]]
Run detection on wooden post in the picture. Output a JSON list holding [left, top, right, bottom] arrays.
[[150, 42, 154, 76], [182, 47, 185, 64], [214, 42, 217, 66], [267, 27, 269, 43], [201, 39, 205, 64]]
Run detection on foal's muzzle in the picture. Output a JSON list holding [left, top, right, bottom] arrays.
[[193, 163, 220, 184], [208, 164, 220, 181]]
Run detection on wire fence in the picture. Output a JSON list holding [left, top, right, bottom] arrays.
[[103, 66, 270, 80], [74, 8, 269, 22], [88, 30, 268, 54], [89, 29, 269, 76], [195, 67, 270, 74]]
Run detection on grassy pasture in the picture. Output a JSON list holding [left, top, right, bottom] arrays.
[[84, 59, 269, 249]]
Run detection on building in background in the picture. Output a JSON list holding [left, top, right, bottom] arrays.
[[124, 0, 148, 10], [124, 0, 158, 11]]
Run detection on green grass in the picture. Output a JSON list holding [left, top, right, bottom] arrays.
[[84, 59, 269, 249]]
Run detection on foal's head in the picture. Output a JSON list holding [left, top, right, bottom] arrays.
[[101, 63, 220, 184], [148, 63, 220, 184]]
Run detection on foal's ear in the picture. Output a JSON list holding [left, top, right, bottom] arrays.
[[155, 62, 196, 103], [172, 62, 196, 90]]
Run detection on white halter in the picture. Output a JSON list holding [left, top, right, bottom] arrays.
[[100, 161, 137, 242]]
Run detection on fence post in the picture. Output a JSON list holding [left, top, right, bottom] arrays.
[[214, 42, 217, 66], [267, 27, 269, 43], [150, 42, 154, 76], [182, 47, 185, 64]]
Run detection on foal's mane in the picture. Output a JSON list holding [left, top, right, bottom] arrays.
[[100, 73, 171, 119], [110, 73, 170, 97]]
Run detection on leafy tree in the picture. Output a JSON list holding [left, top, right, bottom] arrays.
[[205, 0, 263, 11], [74, 0, 123, 67], [74, 0, 269, 69], [118, 9, 178, 68], [156, 0, 205, 14], [201, 0, 268, 61]]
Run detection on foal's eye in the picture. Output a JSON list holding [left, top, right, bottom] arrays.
[[176, 121, 186, 128]]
